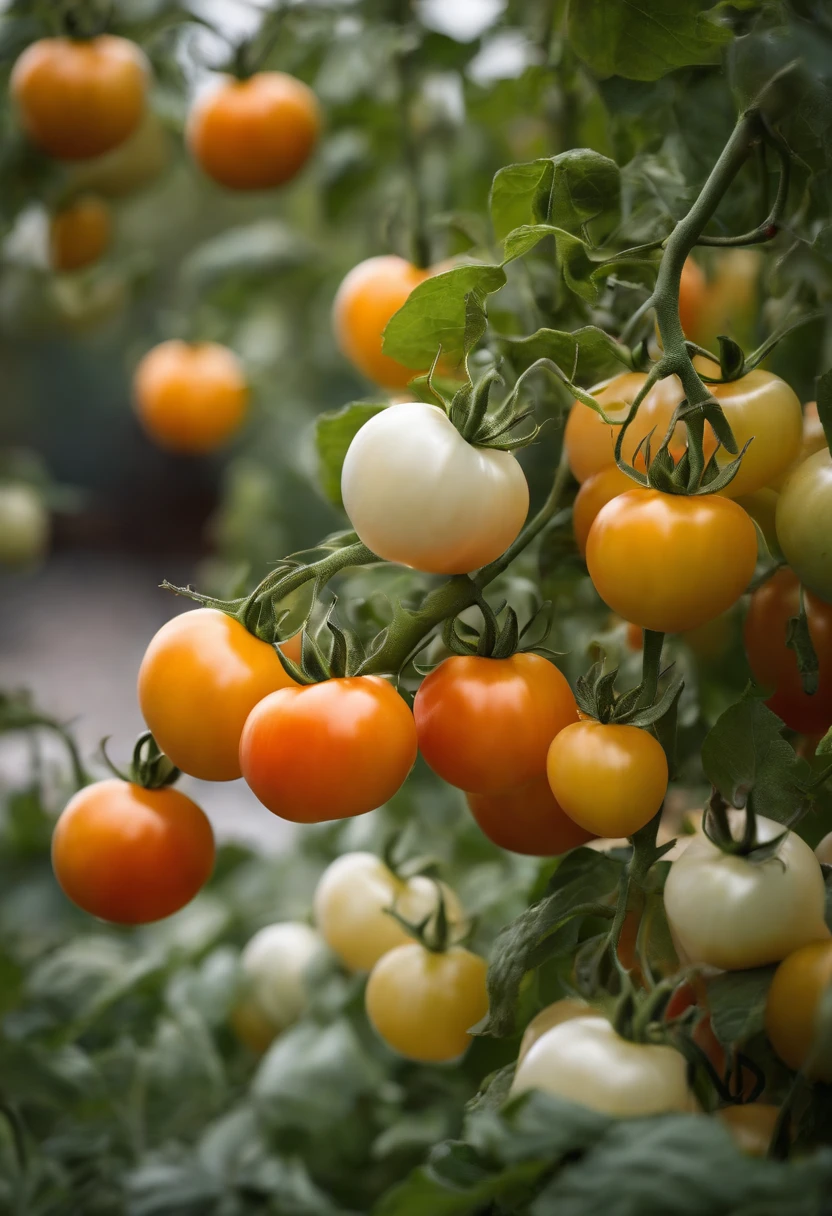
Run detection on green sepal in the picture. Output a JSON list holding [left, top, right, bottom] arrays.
[[786, 590, 820, 696], [717, 335, 746, 381], [100, 732, 179, 791]]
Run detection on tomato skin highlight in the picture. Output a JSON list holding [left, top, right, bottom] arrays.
[[133, 340, 249, 454], [51, 779, 214, 924], [313, 852, 465, 972], [572, 464, 634, 559], [466, 773, 595, 856], [11, 36, 148, 161], [414, 654, 578, 795], [776, 448, 832, 605], [705, 369, 803, 499], [365, 942, 488, 1062], [518, 998, 590, 1063], [138, 608, 294, 782], [765, 939, 832, 1081], [50, 196, 111, 272], [333, 255, 430, 389], [586, 489, 758, 634], [187, 72, 320, 191], [341, 402, 529, 575], [546, 720, 668, 838], [240, 676, 417, 823], [744, 567, 832, 736]]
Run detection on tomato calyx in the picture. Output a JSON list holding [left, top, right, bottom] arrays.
[[575, 634, 683, 729], [427, 357, 540, 452], [784, 586, 821, 697], [440, 594, 558, 663], [274, 600, 369, 686], [701, 787, 790, 862], [384, 878, 462, 954], [100, 730, 180, 790]]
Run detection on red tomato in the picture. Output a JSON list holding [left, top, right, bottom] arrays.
[[414, 654, 578, 794], [52, 779, 214, 924], [239, 677, 418, 822], [466, 773, 595, 856]]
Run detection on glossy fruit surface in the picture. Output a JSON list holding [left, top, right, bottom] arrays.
[[765, 939, 832, 1081], [50, 195, 111, 272], [333, 256, 430, 389], [239, 676, 417, 822], [51, 779, 214, 924], [138, 608, 294, 782], [133, 340, 248, 454], [517, 998, 590, 1063], [187, 72, 320, 190], [678, 256, 707, 337], [706, 369, 803, 499], [466, 773, 595, 856], [744, 568, 832, 735], [572, 464, 635, 558], [365, 943, 488, 1062], [564, 373, 686, 484], [11, 36, 148, 160], [415, 654, 577, 794], [313, 852, 465, 972], [776, 449, 832, 604], [547, 720, 668, 837], [586, 489, 758, 633], [341, 402, 529, 574]]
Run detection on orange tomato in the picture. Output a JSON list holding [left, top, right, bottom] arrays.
[[133, 340, 249, 454], [11, 36, 148, 160], [678, 257, 707, 338], [333, 255, 432, 389], [466, 772, 595, 856], [187, 72, 320, 191], [573, 464, 636, 558], [744, 568, 832, 737], [719, 1104, 781, 1156], [704, 369, 803, 499], [586, 489, 758, 634], [52, 779, 214, 924], [239, 676, 418, 823], [414, 654, 578, 795], [138, 608, 295, 782], [766, 939, 832, 1081], [50, 195, 111, 272]]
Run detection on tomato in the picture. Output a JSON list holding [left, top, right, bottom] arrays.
[[65, 110, 172, 198], [572, 464, 635, 559], [664, 811, 829, 970], [280, 631, 303, 665], [11, 36, 148, 161], [776, 448, 832, 604], [546, 720, 667, 838], [586, 489, 758, 634], [133, 340, 249, 454], [230, 1000, 278, 1055], [313, 852, 466, 972], [365, 942, 488, 1062], [240, 676, 417, 823], [341, 402, 529, 574], [466, 773, 595, 856], [733, 488, 780, 556], [744, 568, 832, 736], [665, 980, 727, 1079], [50, 195, 111, 272], [138, 608, 295, 782], [718, 1104, 781, 1156], [511, 1015, 698, 1116], [518, 998, 590, 1063], [187, 72, 320, 191], [703, 368, 803, 499], [765, 939, 832, 1081], [51, 778, 214, 924], [414, 654, 577, 794], [563, 373, 686, 484], [696, 249, 760, 350], [678, 256, 707, 338], [332, 256, 431, 389], [816, 832, 832, 865], [237, 922, 325, 1033], [0, 483, 50, 567]]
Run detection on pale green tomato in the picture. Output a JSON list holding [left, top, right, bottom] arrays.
[[664, 812, 830, 970], [0, 483, 50, 567], [776, 448, 832, 604], [511, 1015, 698, 1117], [239, 921, 325, 1031]]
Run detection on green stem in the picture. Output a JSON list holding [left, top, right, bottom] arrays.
[[253, 542, 378, 604], [637, 631, 665, 709]]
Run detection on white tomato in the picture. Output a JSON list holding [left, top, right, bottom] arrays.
[[238, 921, 325, 1032]]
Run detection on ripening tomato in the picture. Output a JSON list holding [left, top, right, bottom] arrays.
[[664, 980, 727, 1079], [187, 72, 320, 191], [466, 773, 595, 856], [718, 1104, 781, 1157], [518, 998, 591, 1063], [547, 720, 667, 838], [50, 195, 111, 272], [341, 402, 529, 574], [703, 368, 803, 499], [138, 608, 295, 782], [744, 568, 832, 736], [816, 833, 832, 865], [66, 110, 171, 199], [133, 340, 249, 454], [237, 922, 325, 1033], [776, 449, 832, 604], [563, 373, 686, 484], [414, 654, 577, 795], [332, 256, 431, 389], [572, 464, 636, 558], [365, 942, 488, 1062], [766, 940, 832, 1081], [51, 779, 214, 924], [664, 812, 830, 971], [0, 483, 50, 567], [695, 249, 760, 350], [11, 36, 148, 160], [511, 1015, 698, 1116], [678, 256, 707, 338], [313, 852, 466, 972], [586, 489, 758, 634], [240, 676, 417, 823]]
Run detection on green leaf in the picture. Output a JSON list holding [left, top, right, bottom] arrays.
[[497, 325, 631, 380], [382, 265, 507, 368], [315, 403, 386, 507], [490, 159, 555, 241], [705, 967, 776, 1046], [567, 0, 734, 82], [700, 694, 786, 809], [179, 221, 316, 291], [502, 225, 598, 303], [490, 150, 620, 243]]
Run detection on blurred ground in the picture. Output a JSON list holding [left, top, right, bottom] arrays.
[[0, 553, 294, 852]]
